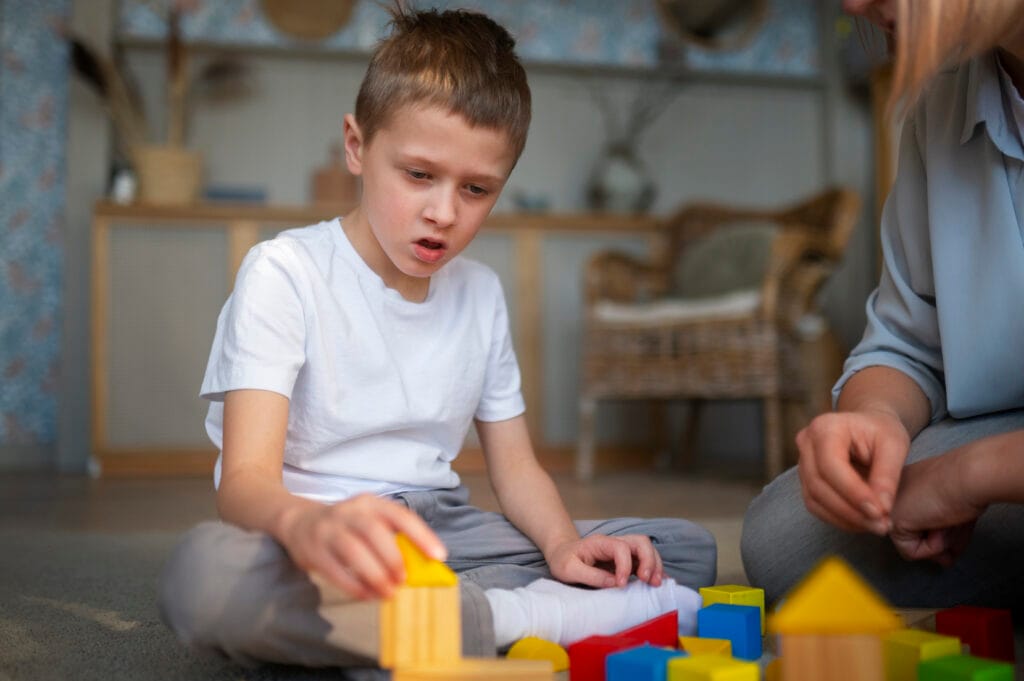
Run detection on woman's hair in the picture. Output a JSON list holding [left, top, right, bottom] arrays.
[[889, 0, 1024, 115]]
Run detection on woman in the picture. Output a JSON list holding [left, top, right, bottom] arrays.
[[742, 0, 1024, 611]]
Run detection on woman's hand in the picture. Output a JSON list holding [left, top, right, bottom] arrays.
[[796, 408, 911, 535], [545, 534, 664, 589], [889, 447, 985, 565], [278, 493, 446, 600]]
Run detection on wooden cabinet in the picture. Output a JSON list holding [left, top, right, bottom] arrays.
[[90, 201, 660, 476]]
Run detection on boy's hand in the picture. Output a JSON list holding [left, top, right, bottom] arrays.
[[796, 408, 910, 535], [545, 534, 664, 589], [889, 448, 984, 565], [278, 493, 446, 600]]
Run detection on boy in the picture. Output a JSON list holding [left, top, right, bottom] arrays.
[[159, 6, 716, 671]]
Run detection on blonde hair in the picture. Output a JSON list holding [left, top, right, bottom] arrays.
[[888, 0, 1024, 116]]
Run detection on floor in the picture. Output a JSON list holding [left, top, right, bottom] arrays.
[[0, 469, 761, 583]]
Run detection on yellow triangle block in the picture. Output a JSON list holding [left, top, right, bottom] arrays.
[[396, 534, 457, 587], [507, 637, 569, 672], [678, 636, 732, 657], [768, 557, 902, 635], [700, 585, 765, 633]]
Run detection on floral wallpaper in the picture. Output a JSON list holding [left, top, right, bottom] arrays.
[[119, 0, 820, 77], [0, 0, 69, 445]]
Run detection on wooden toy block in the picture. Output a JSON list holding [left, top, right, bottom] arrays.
[[606, 644, 687, 681], [917, 654, 1014, 681], [935, 606, 1015, 662], [700, 585, 766, 634], [380, 584, 461, 669], [508, 637, 569, 672], [678, 636, 732, 657], [616, 610, 679, 648], [666, 653, 759, 680], [391, 657, 554, 680], [568, 635, 646, 681], [768, 557, 903, 681], [778, 634, 885, 681], [697, 604, 761, 661], [883, 629, 962, 681], [767, 557, 903, 636], [395, 533, 458, 586]]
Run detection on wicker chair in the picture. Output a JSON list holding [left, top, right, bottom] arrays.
[[577, 187, 861, 481]]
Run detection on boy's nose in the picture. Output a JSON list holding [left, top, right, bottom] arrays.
[[424, 186, 457, 228]]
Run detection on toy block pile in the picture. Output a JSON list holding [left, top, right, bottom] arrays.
[[555, 586, 766, 680], [767, 557, 1016, 681], [381, 534, 553, 680], [380, 538, 1017, 680]]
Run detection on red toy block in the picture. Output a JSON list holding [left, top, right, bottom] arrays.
[[568, 635, 643, 681], [567, 611, 679, 681], [616, 610, 678, 649], [935, 606, 1014, 662]]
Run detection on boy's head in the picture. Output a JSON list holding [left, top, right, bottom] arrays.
[[354, 5, 532, 162]]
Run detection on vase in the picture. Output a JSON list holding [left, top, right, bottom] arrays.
[[133, 145, 203, 205], [586, 143, 656, 214]]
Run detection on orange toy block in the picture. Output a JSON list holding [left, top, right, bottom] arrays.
[[678, 636, 732, 657], [380, 584, 461, 669], [700, 585, 766, 634], [508, 637, 569, 672], [391, 657, 553, 680]]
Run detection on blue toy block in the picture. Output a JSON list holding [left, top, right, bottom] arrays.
[[606, 644, 687, 681], [697, 603, 762, 661]]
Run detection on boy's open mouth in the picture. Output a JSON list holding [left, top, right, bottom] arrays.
[[417, 238, 445, 250]]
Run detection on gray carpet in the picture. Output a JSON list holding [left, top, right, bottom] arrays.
[[0, 529, 380, 681]]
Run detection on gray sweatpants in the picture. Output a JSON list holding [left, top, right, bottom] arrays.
[[159, 485, 716, 674], [742, 408, 1024, 611]]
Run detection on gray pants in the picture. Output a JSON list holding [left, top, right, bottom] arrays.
[[742, 409, 1024, 610], [159, 486, 716, 673]]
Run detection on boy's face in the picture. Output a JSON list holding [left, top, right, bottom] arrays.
[[342, 104, 517, 299]]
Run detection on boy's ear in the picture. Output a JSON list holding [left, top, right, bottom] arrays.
[[342, 114, 364, 175]]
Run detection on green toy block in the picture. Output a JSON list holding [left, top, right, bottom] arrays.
[[917, 654, 1014, 681]]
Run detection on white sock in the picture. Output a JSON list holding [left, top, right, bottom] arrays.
[[484, 577, 702, 648]]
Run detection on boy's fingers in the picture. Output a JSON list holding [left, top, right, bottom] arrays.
[[316, 555, 375, 600], [361, 522, 408, 584], [621, 535, 660, 583], [382, 502, 447, 562], [569, 562, 618, 589], [330, 537, 397, 599]]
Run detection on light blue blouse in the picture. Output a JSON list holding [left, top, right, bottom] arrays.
[[834, 52, 1024, 422]]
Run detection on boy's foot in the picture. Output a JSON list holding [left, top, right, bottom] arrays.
[[484, 577, 701, 647]]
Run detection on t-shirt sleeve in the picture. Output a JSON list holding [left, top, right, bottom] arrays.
[[832, 113, 946, 421], [474, 274, 526, 422], [199, 242, 306, 402]]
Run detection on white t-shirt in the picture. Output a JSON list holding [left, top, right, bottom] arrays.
[[200, 219, 525, 503]]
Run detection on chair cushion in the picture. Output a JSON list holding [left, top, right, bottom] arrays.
[[593, 290, 761, 325], [671, 222, 777, 299]]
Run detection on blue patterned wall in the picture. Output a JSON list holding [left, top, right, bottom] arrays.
[[0, 0, 70, 445], [119, 0, 820, 77]]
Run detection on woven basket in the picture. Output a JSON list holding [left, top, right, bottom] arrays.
[[133, 145, 202, 205]]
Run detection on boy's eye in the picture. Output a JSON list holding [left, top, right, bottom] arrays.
[[406, 169, 429, 180], [466, 184, 488, 196]]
